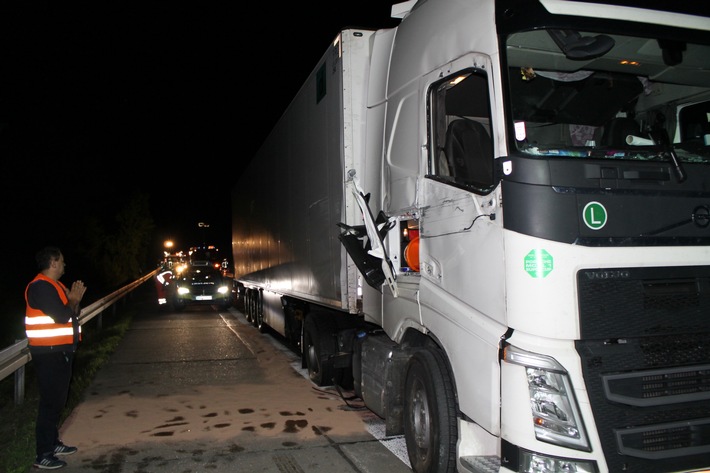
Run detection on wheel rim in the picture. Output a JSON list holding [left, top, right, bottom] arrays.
[[411, 377, 431, 450]]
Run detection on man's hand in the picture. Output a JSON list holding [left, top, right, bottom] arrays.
[[68, 280, 87, 310]]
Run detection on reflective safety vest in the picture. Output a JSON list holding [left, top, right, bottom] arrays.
[[157, 269, 172, 285], [25, 274, 81, 347]]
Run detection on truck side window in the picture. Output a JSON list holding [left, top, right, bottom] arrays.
[[428, 70, 495, 192]]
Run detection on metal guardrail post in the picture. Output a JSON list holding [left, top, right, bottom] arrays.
[[15, 352, 25, 406]]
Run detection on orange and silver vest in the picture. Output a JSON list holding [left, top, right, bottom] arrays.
[[25, 274, 81, 347]]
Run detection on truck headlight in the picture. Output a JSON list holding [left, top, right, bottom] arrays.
[[505, 344, 591, 451], [217, 285, 229, 294], [177, 287, 190, 295]]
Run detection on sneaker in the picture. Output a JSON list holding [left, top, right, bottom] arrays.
[[53, 442, 78, 456], [33, 454, 67, 470]]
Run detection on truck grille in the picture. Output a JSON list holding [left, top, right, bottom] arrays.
[[576, 266, 710, 473], [615, 418, 710, 458]]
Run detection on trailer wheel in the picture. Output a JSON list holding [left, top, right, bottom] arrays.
[[303, 313, 337, 386], [256, 290, 267, 333], [246, 289, 255, 324], [243, 290, 251, 322], [250, 291, 260, 328], [404, 348, 458, 473]]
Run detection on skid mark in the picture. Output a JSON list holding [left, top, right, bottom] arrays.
[[273, 452, 304, 472]]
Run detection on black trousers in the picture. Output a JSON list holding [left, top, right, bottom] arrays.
[[32, 350, 74, 457]]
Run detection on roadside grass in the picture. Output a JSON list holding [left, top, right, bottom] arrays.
[[0, 304, 135, 473]]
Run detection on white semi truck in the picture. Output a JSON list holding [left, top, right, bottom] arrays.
[[231, 1, 710, 471]]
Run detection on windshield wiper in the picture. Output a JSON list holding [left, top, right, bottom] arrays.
[[666, 147, 686, 183], [638, 206, 710, 237]]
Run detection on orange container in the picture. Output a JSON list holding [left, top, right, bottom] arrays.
[[404, 236, 420, 272]]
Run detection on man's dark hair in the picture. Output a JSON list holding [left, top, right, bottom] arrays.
[[36, 246, 62, 271]]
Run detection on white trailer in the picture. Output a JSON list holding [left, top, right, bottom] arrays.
[[232, 1, 710, 472]]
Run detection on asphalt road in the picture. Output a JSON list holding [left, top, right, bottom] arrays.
[[54, 290, 413, 473]]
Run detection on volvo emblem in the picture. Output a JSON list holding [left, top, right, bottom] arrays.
[[583, 270, 631, 280]]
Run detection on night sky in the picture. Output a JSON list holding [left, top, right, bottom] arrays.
[[1, 2, 401, 261]]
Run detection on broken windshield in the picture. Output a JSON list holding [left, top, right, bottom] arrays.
[[505, 29, 710, 165]]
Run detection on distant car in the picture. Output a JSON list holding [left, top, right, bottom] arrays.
[[172, 264, 233, 310]]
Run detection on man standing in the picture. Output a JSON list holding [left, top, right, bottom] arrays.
[[154, 264, 173, 306], [25, 246, 87, 470]]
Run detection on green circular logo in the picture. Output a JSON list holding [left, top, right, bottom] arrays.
[[583, 201, 607, 230]]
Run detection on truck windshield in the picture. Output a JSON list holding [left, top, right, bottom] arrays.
[[505, 29, 710, 165]]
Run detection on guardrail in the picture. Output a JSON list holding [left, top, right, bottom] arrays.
[[0, 269, 158, 405]]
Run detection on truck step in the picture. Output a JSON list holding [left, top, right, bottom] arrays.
[[459, 455, 500, 473]]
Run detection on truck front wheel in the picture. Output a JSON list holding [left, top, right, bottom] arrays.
[[404, 348, 458, 473]]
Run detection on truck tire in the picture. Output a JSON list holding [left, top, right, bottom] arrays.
[[404, 348, 458, 473], [303, 313, 337, 386], [245, 289, 255, 324], [250, 290, 260, 328], [256, 290, 267, 333]]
